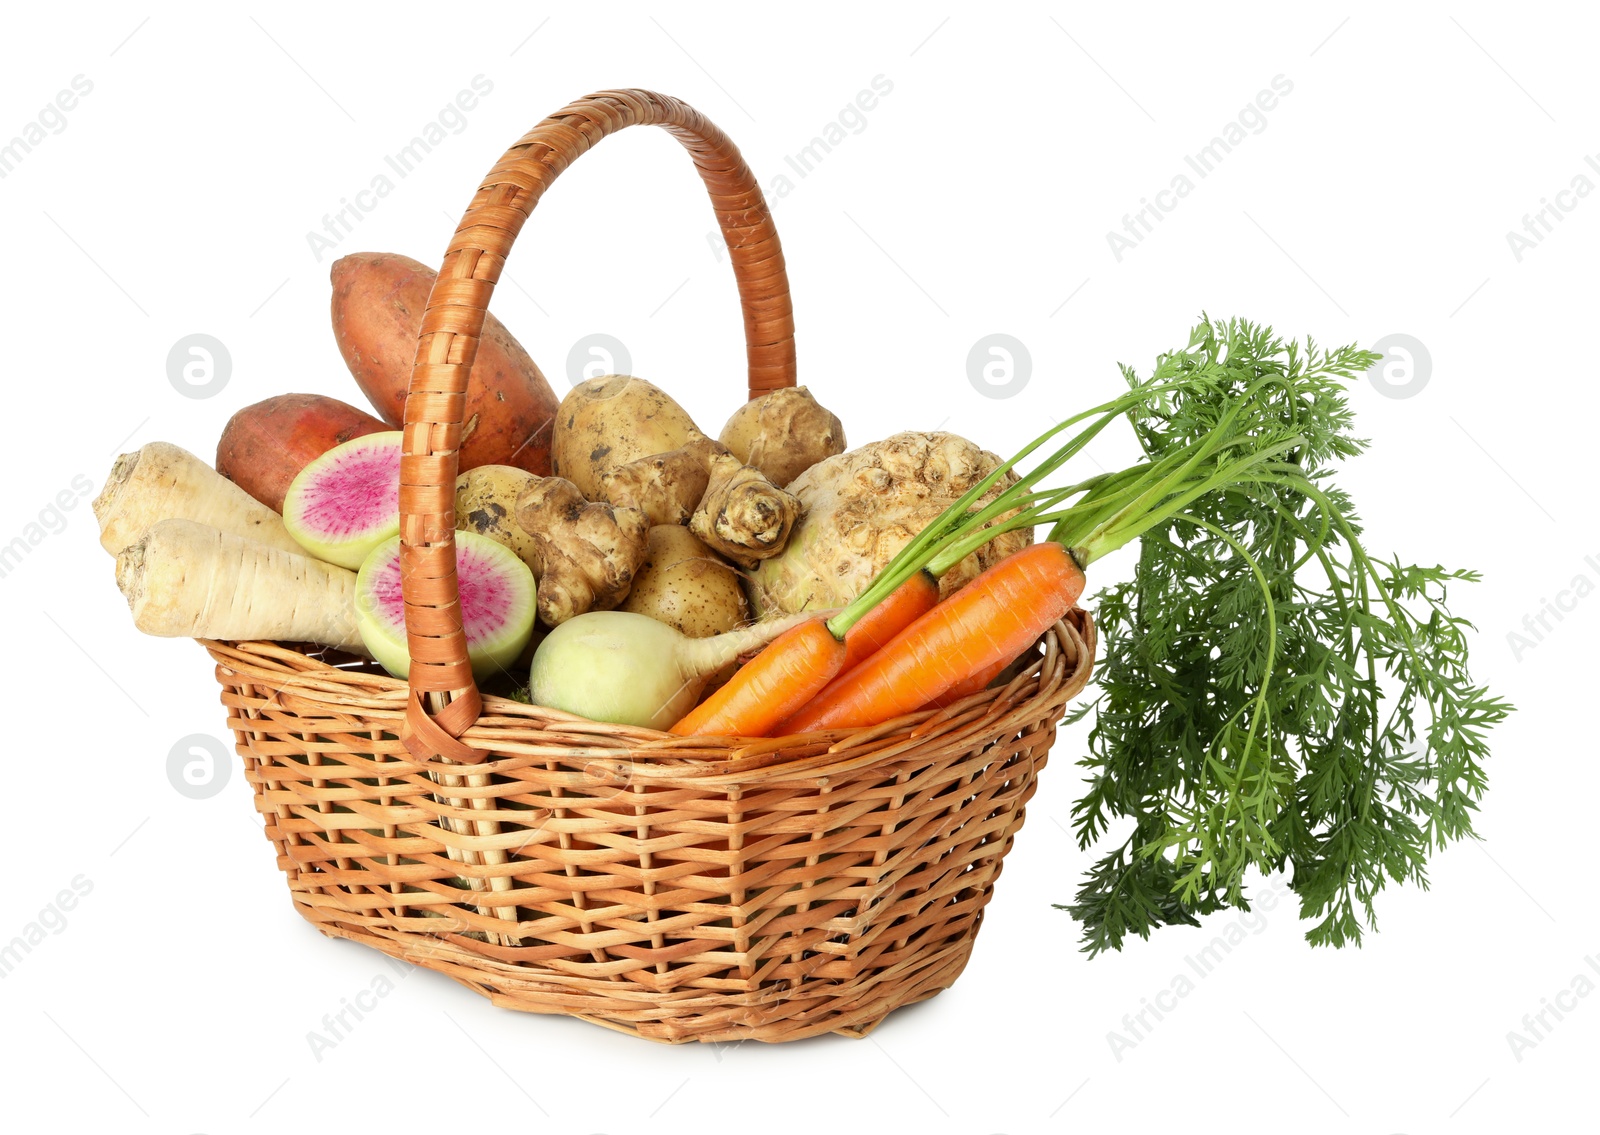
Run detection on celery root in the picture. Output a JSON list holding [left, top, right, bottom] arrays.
[[95, 441, 302, 556], [116, 519, 366, 652]]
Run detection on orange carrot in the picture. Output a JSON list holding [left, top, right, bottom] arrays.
[[838, 569, 940, 674], [779, 647, 1008, 733], [683, 572, 939, 738], [781, 542, 1084, 733], [770, 570, 940, 733], [669, 617, 846, 737], [925, 654, 1011, 709], [777, 626, 1012, 734]]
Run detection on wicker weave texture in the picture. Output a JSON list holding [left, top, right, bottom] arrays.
[[209, 612, 1092, 1043]]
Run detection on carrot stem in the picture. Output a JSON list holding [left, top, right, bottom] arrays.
[[823, 380, 1200, 641]]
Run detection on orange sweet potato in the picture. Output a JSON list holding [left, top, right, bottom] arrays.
[[330, 251, 558, 475], [216, 393, 388, 512]]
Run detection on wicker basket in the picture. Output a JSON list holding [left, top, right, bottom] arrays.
[[206, 89, 1096, 1044]]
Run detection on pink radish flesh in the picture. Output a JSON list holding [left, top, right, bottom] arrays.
[[365, 543, 516, 641], [299, 443, 399, 538]]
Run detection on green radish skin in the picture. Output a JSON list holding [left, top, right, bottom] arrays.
[[529, 609, 815, 730], [355, 531, 536, 681], [283, 432, 403, 569]]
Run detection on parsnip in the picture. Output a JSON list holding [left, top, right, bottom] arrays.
[[95, 441, 302, 556], [116, 519, 366, 652]]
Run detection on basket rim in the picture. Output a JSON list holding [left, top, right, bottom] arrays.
[[205, 608, 1094, 787]]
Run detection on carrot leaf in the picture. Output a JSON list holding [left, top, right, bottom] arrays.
[[1060, 316, 1512, 955]]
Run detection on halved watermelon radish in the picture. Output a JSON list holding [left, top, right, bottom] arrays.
[[354, 531, 535, 680], [282, 431, 402, 569]]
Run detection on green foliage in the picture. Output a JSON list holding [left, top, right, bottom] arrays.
[[1060, 317, 1512, 954]]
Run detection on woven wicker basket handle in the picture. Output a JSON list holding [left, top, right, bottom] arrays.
[[399, 89, 796, 763]]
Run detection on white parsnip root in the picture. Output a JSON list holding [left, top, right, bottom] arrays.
[[116, 519, 367, 652], [95, 441, 303, 556]]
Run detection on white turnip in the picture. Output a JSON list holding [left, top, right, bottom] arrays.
[[528, 609, 813, 730]]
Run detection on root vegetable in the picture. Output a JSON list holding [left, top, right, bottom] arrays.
[[718, 385, 846, 487], [924, 655, 1013, 709], [551, 375, 802, 564], [215, 393, 388, 512], [330, 251, 559, 474], [95, 442, 303, 557], [529, 609, 814, 730], [747, 432, 1031, 617], [620, 525, 747, 638], [596, 435, 722, 526], [689, 453, 801, 569], [834, 568, 941, 674], [550, 375, 703, 499], [115, 518, 365, 651], [513, 476, 649, 626], [782, 543, 1084, 732], [281, 432, 402, 570], [355, 532, 536, 680], [668, 617, 845, 738], [455, 465, 539, 571]]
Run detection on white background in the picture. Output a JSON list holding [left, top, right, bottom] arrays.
[[1, 3, 1594, 1132]]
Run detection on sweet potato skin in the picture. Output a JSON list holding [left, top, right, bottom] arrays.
[[330, 251, 559, 475], [216, 394, 388, 512]]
